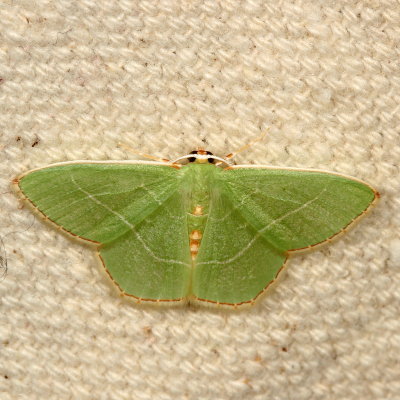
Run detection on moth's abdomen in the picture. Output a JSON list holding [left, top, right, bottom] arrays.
[[182, 164, 217, 262], [187, 206, 208, 260], [189, 229, 202, 260]]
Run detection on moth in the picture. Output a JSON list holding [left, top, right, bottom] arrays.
[[14, 149, 379, 308]]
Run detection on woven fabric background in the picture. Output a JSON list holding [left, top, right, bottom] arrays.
[[1, 1, 399, 399]]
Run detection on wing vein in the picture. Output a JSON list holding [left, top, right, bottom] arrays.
[[70, 174, 189, 266], [198, 187, 328, 266]]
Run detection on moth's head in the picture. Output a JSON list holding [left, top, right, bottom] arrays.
[[188, 150, 215, 164], [171, 149, 230, 167]]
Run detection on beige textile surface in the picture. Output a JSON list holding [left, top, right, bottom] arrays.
[[1, 1, 399, 399]]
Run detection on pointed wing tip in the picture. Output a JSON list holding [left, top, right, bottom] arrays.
[[365, 184, 380, 210], [11, 175, 24, 194], [14, 177, 102, 246], [12, 174, 31, 208]]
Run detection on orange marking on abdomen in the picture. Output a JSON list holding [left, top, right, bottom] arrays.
[[193, 205, 203, 216], [190, 230, 203, 260], [190, 230, 202, 240]]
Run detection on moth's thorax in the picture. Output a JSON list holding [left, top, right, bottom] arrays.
[[182, 163, 219, 211]]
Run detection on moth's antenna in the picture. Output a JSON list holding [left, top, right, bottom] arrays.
[[224, 128, 270, 161], [118, 143, 171, 163]]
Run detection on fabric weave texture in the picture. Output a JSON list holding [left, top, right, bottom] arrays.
[[1, 1, 399, 399]]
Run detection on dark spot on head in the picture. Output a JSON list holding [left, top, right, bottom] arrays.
[[189, 150, 198, 162], [208, 158, 214, 164]]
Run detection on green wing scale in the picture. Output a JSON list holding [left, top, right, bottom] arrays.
[[192, 182, 286, 305], [16, 160, 378, 307], [99, 189, 192, 301], [17, 163, 191, 302], [221, 167, 377, 251], [193, 167, 378, 305]]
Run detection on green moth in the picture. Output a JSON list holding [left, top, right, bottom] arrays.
[[14, 150, 379, 308]]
